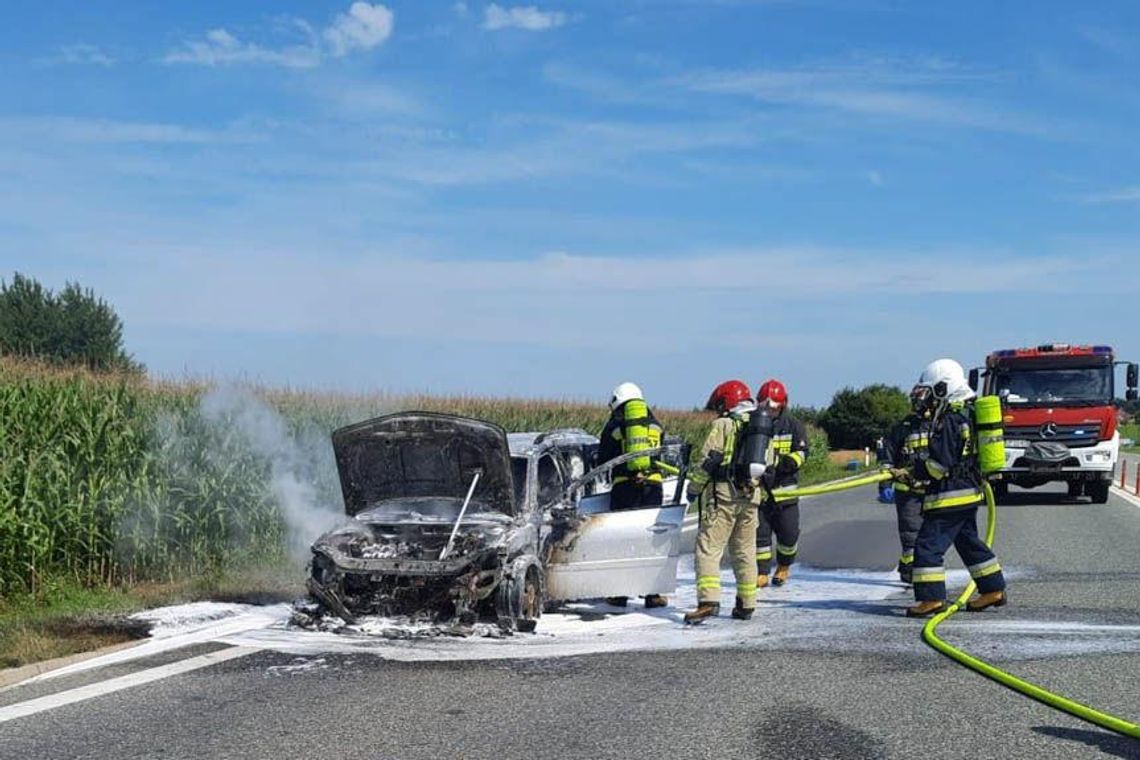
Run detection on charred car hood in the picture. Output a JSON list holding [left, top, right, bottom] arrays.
[[332, 412, 516, 517]]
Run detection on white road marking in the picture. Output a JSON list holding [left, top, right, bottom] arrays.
[[1111, 486, 1140, 510], [25, 603, 284, 684], [0, 646, 259, 725]]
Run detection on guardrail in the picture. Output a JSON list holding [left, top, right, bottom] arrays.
[[1118, 458, 1140, 496]]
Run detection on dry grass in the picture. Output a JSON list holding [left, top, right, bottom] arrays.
[[828, 449, 871, 466]]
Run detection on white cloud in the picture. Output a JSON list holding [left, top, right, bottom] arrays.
[[1082, 186, 1140, 204], [164, 3, 392, 68], [52, 44, 115, 67], [323, 2, 394, 56], [93, 245, 1124, 339], [483, 4, 568, 31], [866, 170, 884, 187], [163, 27, 321, 68], [0, 116, 247, 145], [371, 116, 763, 185], [1080, 27, 1135, 58], [675, 56, 1048, 136]]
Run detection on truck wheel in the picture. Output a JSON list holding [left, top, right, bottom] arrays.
[[991, 481, 1009, 504], [1087, 480, 1110, 504], [1067, 480, 1083, 498]]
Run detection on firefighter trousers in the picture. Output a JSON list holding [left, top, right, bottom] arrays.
[[756, 499, 800, 574], [895, 491, 923, 578], [694, 496, 758, 607], [912, 506, 1006, 602]]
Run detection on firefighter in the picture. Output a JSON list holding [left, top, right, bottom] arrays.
[[597, 381, 667, 609], [881, 385, 932, 584], [905, 359, 1008, 617], [683, 380, 759, 623], [752, 379, 809, 588]]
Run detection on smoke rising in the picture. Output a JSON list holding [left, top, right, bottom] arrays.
[[196, 386, 348, 564]]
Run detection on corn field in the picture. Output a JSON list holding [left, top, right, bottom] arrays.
[[0, 360, 831, 597]]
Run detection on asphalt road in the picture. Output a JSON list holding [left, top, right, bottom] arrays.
[[3, 483, 1139, 760]]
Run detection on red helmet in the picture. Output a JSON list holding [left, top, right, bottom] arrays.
[[757, 379, 788, 407], [706, 380, 752, 413]]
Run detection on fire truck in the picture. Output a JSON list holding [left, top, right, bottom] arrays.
[[969, 344, 1138, 503]]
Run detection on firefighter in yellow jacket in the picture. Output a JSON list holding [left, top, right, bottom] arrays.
[[683, 380, 760, 623]]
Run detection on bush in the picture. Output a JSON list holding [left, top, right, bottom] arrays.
[[818, 384, 909, 450], [0, 272, 141, 372]]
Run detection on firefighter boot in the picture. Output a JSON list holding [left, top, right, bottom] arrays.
[[731, 597, 754, 621], [771, 565, 791, 587], [756, 573, 770, 589], [644, 594, 668, 609], [683, 602, 720, 624], [905, 600, 948, 618], [966, 591, 1007, 612]]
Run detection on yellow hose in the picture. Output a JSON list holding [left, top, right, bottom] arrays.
[[921, 481, 1140, 739], [771, 470, 893, 501], [780, 471, 1139, 738]]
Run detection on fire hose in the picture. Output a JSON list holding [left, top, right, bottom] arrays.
[[771, 470, 1140, 739]]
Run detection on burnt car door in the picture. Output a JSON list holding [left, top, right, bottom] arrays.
[[543, 445, 687, 602]]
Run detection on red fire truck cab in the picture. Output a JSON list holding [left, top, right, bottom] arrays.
[[969, 344, 1138, 503]]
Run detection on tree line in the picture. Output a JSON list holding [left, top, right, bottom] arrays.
[[2, 271, 923, 448]]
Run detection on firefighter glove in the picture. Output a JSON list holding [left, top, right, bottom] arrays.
[[890, 468, 912, 485], [760, 469, 778, 491]]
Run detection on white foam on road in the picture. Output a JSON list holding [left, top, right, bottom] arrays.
[[26, 602, 287, 683], [17, 558, 1140, 685], [219, 557, 942, 662]]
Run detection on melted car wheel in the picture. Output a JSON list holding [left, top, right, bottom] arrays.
[[496, 565, 543, 633]]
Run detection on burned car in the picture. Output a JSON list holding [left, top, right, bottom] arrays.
[[302, 411, 689, 632]]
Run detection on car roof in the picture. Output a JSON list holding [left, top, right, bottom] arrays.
[[508, 429, 598, 456]]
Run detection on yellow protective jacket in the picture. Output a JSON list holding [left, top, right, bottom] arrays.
[[688, 410, 750, 507]]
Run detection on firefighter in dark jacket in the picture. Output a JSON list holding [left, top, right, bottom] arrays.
[[881, 386, 932, 584], [751, 379, 809, 589], [904, 359, 1008, 617], [597, 381, 667, 608]]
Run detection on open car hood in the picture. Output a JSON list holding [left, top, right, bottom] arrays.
[[332, 412, 516, 517]]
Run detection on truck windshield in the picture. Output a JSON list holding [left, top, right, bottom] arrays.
[[992, 366, 1112, 406]]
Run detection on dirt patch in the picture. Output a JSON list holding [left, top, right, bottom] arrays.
[[2, 615, 153, 669]]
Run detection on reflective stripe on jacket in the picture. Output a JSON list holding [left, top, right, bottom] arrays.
[[757, 411, 809, 505], [689, 412, 749, 506], [915, 405, 983, 512], [884, 414, 931, 494]]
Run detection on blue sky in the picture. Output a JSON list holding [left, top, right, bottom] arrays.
[[3, 1, 1139, 408]]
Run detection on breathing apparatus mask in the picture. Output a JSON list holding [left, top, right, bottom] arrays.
[[910, 384, 935, 416]]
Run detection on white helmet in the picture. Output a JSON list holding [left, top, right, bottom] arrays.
[[609, 381, 644, 410], [918, 358, 975, 404]]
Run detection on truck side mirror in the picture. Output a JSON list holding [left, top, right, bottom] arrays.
[[1128, 363, 1138, 389], [968, 368, 979, 391]]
